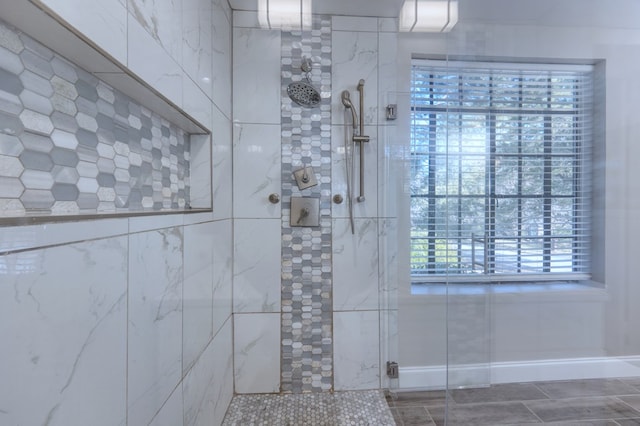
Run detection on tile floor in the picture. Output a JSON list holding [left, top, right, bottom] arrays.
[[222, 390, 396, 425], [387, 378, 640, 425]]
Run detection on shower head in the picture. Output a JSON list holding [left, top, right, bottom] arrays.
[[287, 81, 321, 108], [287, 57, 321, 108], [341, 90, 358, 131], [341, 90, 354, 108]]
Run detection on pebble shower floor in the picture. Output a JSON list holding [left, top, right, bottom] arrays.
[[222, 390, 396, 425]]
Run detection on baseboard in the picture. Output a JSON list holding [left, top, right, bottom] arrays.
[[398, 356, 640, 390]]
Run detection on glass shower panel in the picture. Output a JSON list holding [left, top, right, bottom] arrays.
[[437, 0, 640, 424]]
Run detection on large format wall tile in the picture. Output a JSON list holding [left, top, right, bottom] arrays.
[[334, 310, 381, 390], [128, 16, 184, 110], [331, 29, 378, 127], [234, 313, 281, 393], [181, 0, 213, 97], [183, 319, 233, 426], [128, 0, 183, 62], [212, 0, 232, 119], [333, 218, 380, 311], [232, 27, 281, 124], [148, 386, 184, 426], [233, 218, 281, 313], [36, 0, 128, 65], [0, 237, 128, 426], [183, 222, 214, 374], [212, 106, 232, 220], [212, 219, 232, 334], [128, 227, 184, 426], [232, 123, 281, 219]]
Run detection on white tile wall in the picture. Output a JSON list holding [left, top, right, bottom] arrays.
[[0, 237, 128, 425], [232, 28, 282, 124], [183, 222, 215, 373], [36, 0, 128, 66], [234, 313, 281, 393], [127, 17, 184, 109], [212, 220, 233, 334], [127, 227, 184, 426], [182, 0, 213, 97], [233, 123, 282, 219], [333, 218, 380, 311], [331, 30, 378, 127], [334, 310, 381, 390], [233, 218, 281, 313], [212, 106, 233, 220], [2, 0, 235, 424]]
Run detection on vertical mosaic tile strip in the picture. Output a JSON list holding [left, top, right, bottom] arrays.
[[0, 19, 190, 217], [280, 17, 333, 393]]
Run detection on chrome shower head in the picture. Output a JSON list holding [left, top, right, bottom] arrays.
[[287, 57, 321, 108], [287, 81, 321, 108]]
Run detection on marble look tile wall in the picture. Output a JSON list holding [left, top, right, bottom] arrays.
[[0, 237, 129, 426], [1, 0, 235, 425], [0, 19, 192, 217], [231, 12, 399, 396], [0, 218, 234, 426]]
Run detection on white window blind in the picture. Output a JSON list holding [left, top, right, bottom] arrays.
[[410, 60, 594, 282]]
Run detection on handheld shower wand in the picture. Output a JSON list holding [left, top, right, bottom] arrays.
[[341, 90, 358, 135], [340, 82, 370, 235]]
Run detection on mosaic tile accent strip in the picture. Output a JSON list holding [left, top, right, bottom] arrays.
[[0, 19, 190, 217], [280, 17, 333, 394], [222, 390, 396, 426]]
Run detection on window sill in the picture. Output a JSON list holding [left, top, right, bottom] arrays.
[[410, 281, 608, 304]]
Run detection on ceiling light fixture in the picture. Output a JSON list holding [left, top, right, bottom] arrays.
[[399, 0, 458, 32], [258, 0, 312, 30]]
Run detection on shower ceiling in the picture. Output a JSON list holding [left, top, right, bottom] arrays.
[[228, 0, 640, 28]]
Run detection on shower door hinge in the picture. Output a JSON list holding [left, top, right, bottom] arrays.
[[386, 361, 399, 379]]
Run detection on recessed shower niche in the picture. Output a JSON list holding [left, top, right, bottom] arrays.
[[0, 10, 211, 224]]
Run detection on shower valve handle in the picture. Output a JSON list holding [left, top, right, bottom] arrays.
[[297, 207, 310, 224]]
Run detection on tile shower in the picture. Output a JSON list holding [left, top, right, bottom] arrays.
[[231, 11, 399, 397], [1, 0, 399, 423]]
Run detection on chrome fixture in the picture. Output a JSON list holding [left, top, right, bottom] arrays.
[[290, 196, 320, 227], [268, 193, 281, 204], [293, 165, 318, 190], [341, 79, 370, 234], [287, 56, 321, 108]]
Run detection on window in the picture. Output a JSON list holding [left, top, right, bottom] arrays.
[[410, 60, 594, 283]]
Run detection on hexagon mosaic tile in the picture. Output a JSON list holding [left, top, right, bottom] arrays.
[[0, 19, 190, 217], [222, 391, 396, 425]]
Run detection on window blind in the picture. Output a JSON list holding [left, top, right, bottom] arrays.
[[410, 60, 594, 282]]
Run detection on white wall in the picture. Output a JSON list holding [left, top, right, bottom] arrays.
[[0, 0, 234, 424], [395, 0, 640, 387]]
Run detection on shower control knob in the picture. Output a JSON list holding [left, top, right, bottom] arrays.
[[268, 193, 280, 204], [333, 194, 344, 204]]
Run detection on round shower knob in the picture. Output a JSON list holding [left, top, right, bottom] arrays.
[[268, 193, 280, 204]]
